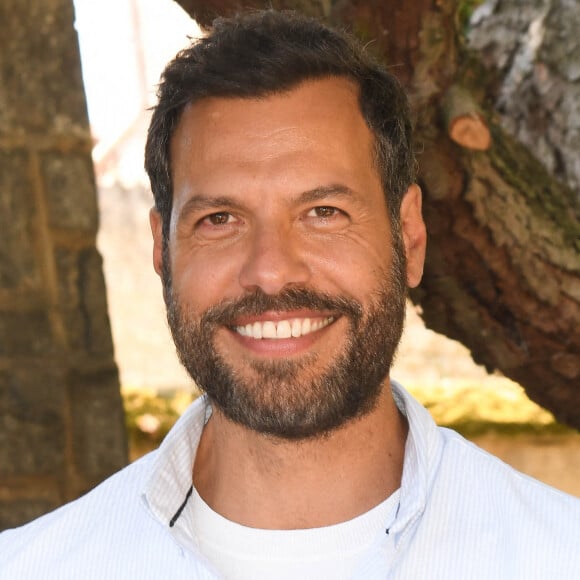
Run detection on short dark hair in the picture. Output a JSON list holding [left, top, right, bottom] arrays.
[[145, 9, 415, 242]]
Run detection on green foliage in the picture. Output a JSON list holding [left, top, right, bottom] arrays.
[[408, 381, 573, 437], [455, 0, 486, 37], [122, 387, 199, 459]]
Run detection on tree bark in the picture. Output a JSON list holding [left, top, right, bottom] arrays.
[[171, 0, 580, 428]]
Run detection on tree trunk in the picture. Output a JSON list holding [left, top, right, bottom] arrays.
[[171, 0, 580, 428]]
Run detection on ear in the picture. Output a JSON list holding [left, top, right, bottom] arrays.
[[400, 184, 427, 288], [149, 208, 164, 277]]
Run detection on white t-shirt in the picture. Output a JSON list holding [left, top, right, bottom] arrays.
[[189, 485, 401, 580]]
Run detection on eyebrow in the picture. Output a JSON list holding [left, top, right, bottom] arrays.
[[176, 184, 358, 224], [177, 195, 245, 225], [296, 184, 358, 205]]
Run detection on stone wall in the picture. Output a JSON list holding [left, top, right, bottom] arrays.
[[0, 0, 128, 529]]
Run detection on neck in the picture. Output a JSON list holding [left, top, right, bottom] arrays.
[[192, 383, 407, 529]]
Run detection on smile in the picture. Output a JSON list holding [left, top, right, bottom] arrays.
[[234, 316, 335, 340]]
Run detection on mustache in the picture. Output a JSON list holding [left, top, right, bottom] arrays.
[[199, 287, 363, 327]]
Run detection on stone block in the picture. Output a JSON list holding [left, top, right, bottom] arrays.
[[54, 247, 115, 356], [0, 0, 126, 531], [0, 310, 56, 357], [0, 0, 88, 134], [42, 153, 98, 232], [69, 369, 127, 482], [0, 364, 66, 476], [0, 150, 40, 290]]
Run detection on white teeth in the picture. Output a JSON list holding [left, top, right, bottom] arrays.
[[235, 316, 334, 340], [277, 320, 292, 338], [252, 321, 262, 339], [262, 321, 277, 339], [291, 319, 302, 338]]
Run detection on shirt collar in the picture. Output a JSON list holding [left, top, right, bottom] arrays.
[[389, 381, 443, 546], [142, 382, 443, 547], [143, 394, 210, 538]]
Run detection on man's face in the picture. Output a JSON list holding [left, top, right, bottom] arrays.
[[151, 77, 426, 439]]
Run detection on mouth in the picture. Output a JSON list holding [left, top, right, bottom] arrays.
[[233, 316, 336, 340]]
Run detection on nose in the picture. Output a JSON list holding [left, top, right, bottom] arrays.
[[238, 225, 311, 295]]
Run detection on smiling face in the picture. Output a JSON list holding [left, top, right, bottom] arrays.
[[150, 77, 426, 438]]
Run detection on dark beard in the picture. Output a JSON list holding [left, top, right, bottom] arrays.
[[164, 248, 407, 440]]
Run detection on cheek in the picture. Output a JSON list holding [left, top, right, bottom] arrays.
[[306, 236, 392, 295], [170, 246, 242, 311]]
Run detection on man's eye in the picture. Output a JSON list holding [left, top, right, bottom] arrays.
[[192, 211, 240, 240], [203, 212, 233, 226], [308, 206, 339, 218]]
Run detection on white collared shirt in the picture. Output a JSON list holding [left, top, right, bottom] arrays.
[[1, 382, 579, 579]]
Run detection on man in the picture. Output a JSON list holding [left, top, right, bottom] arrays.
[[1, 10, 578, 579]]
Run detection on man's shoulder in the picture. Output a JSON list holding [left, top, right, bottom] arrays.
[[397, 381, 579, 533], [394, 427, 580, 578], [435, 427, 580, 536], [0, 452, 169, 578], [438, 427, 579, 507]]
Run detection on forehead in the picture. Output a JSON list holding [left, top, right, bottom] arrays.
[[169, 77, 380, 202], [172, 77, 374, 158]]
